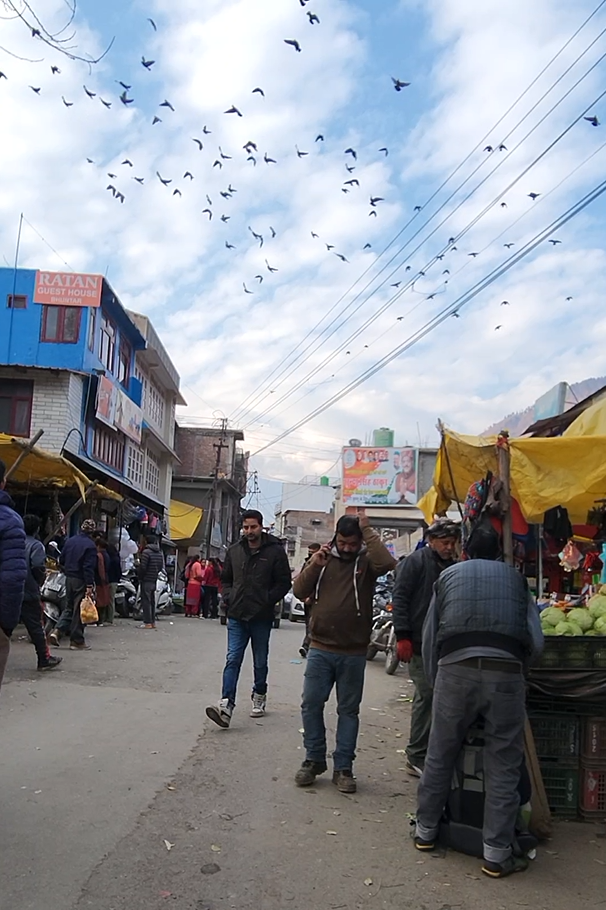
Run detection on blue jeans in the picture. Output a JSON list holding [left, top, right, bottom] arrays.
[[301, 648, 366, 771], [222, 617, 273, 708]]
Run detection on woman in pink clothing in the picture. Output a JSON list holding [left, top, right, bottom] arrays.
[[184, 556, 204, 617]]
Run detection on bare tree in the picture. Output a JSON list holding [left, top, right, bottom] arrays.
[[0, 0, 114, 65]]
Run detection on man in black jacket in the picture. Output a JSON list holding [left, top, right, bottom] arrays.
[[206, 510, 291, 729], [50, 518, 97, 650], [0, 458, 27, 690], [392, 519, 459, 776], [22, 514, 62, 671], [138, 536, 165, 629]]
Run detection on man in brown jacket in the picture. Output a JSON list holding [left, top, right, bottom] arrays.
[[293, 512, 396, 793]]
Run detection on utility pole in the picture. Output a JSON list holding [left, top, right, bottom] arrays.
[[205, 418, 229, 558]]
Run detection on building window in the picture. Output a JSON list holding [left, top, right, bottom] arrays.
[[88, 308, 97, 352], [0, 379, 33, 437], [41, 305, 81, 343], [92, 422, 125, 472], [287, 539, 296, 556], [145, 448, 160, 497], [147, 378, 165, 431], [99, 315, 116, 372], [117, 340, 131, 388], [7, 294, 27, 309], [126, 443, 144, 488]]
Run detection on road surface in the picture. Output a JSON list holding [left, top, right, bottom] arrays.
[[1, 616, 603, 910]]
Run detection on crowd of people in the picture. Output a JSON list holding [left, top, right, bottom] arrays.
[[183, 555, 223, 618]]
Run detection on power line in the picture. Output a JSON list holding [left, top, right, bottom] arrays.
[[230, 3, 606, 425], [252, 176, 606, 455]]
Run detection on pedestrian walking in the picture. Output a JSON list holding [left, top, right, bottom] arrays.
[[0, 458, 27, 689], [205, 510, 291, 728], [50, 518, 97, 650], [21, 514, 62, 671], [94, 537, 112, 625], [184, 554, 204, 617], [297, 542, 321, 658], [293, 513, 396, 793], [202, 558, 221, 619], [138, 535, 165, 629], [414, 524, 543, 878], [392, 519, 459, 776]]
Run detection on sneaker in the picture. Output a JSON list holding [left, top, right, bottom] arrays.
[[295, 760, 328, 787], [37, 655, 63, 671], [332, 769, 357, 793], [405, 760, 424, 778], [69, 642, 91, 650], [481, 855, 529, 879], [48, 630, 60, 647], [414, 835, 436, 851], [250, 692, 267, 717], [206, 699, 233, 729]]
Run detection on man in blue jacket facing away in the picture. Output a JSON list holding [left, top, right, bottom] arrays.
[[0, 458, 27, 689], [50, 518, 97, 650]]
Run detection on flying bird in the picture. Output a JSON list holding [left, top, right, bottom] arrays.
[[221, 215, 230, 223], [51, 65, 61, 74], [284, 39, 302, 52], [335, 253, 349, 262], [379, 147, 388, 156], [498, 144, 507, 151], [368, 210, 377, 217], [344, 178, 360, 187], [566, 296, 573, 301], [468, 252, 479, 258], [311, 231, 319, 238], [148, 18, 157, 30], [405, 266, 412, 272], [142, 57, 155, 69], [225, 242, 235, 250], [346, 164, 356, 173], [184, 171, 194, 180], [316, 134, 324, 142], [122, 159, 133, 167], [156, 172, 172, 185], [397, 316, 404, 321], [173, 189, 182, 197], [255, 275, 264, 283], [247, 156, 256, 165], [62, 96, 73, 107], [0, 72, 6, 79], [452, 312, 460, 318], [203, 125, 211, 134], [528, 192, 540, 200], [266, 260, 278, 272], [213, 159, 223, 168], [342, 188, 350, 194], [243, 283, 253, 294], [249, 228, 264, 247], [307, 11, 320, 24], [220, 191, 232, 199], [264, 153, 277, 164], [442, 269, 450, 275], [585, 115, 599, 127], [252, 87, 265, 97], [270, 226, 276, 238], [100, 98, 112, 108], [107, 173, 117, 179], [83, 86, 96, 98], [225, 105, 242, 116], [326, 244, 334, 250], [219, 147, 232, 159], [414, 205, 422, 212], [363, 243, 371, 249], [500, 202, 507, 208], [495, 325, 503, 331], [192, 138, 203, 150], [29, 86, 41, 94], [206, 195, 213, 206], [117, 81, 132, 90], [133, 177, 145, 184], [392, 77, 410, 91], [500, 301, 510, 306], [120, 90, 134, 106], [152, 116, 162, 124], [370, 196, 383, 206], [391, 282, 402, 288], [345, 147, 357, 160], [296, 146, 309, 158], [106, 185, 117, 196], [116, 192, 125, 204], [202, 209, 212, 220], [504, 242, 514, 248], [484, 145, 493, 152], [549, 239, 562, 245], [86, 158, 94, 164], [244, 141, 258, 152], [160, 100, 175, 111]]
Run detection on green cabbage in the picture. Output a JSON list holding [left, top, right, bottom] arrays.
[[555, 620, 575, 636], [588, 595, 606, 620], [567, 608, 593, 632], [541, 606, 565, 627], [594, 615, 606, 633], [542, 626, 558, 636]]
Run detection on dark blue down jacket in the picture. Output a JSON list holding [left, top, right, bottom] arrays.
[[0, 489, 27, 634]]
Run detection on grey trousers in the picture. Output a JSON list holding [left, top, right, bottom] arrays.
[[416, 662, 526, 865], [406, 654, 433, 766]]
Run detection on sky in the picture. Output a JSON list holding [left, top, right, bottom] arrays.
[[1, 0, 606, 515]]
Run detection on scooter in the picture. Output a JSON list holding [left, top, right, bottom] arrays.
[[366, 606, 394, 661], [115, 572, 138, 618], [41, 568, 67, 636]]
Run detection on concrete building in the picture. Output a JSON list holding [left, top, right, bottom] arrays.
[[171, 425, 249, 558], [274, 482, 335, 569], [0, 267, 183, 518]]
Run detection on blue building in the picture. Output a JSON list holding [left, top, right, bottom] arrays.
[[0, 267, 184, 516]]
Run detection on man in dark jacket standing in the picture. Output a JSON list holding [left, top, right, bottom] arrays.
[[206, 510, 291, 729], [22, 514, 62, 671], [138, 535, 164, 629], [50, 518, 97, 650], [414, 527, 543, 878], [392, 519, 459, 776], [0, 458, 27, 689], [293, 513, 396, 792]]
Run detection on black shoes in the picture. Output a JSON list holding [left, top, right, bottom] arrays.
[[332, 769, 357, 793], [295, 760, 327, 787], [482, 855, 529, 878], [37, 655, 63, 671]]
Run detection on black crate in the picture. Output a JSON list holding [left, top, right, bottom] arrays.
[[529, 713, 579, 759], [540, 761, 580, 818], [527, 693, 605, 718], [539, 636, 606, 670]]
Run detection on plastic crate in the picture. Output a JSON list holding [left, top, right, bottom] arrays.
[[526, 693, 605, 717], [580, 765, 606, 817], [582, 718, 606, 763], [540, 762, 580, 817], [538, 636, 606, 670], [529, 713, 579, 758]]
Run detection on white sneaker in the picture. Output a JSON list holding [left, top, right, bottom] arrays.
[[250, 692, 267, 717], [206, 698, 233, 728]]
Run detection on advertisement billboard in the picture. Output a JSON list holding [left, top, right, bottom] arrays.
[[33, 271, 103, 307], [95, 375, 117, 427], [342, 447, 418, 505], [114, 387, 143, 444]]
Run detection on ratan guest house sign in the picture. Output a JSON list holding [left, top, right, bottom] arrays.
[[33, 271, 103, 307]]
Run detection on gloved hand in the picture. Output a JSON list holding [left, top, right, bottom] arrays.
[[396, 639, 413, 663]]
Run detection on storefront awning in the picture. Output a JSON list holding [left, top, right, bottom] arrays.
[[168, 499, 203, 541]]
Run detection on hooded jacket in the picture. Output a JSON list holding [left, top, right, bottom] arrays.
[[138, 542, 165, 584], [222, 533, 292, 622], [392, 544, 455, 655], [293, 527, 396, 655], [23, 534, 47, 602], [0, 489, 27, 634]]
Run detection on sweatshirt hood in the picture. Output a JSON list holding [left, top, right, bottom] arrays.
[[0, 489, 15, 508]]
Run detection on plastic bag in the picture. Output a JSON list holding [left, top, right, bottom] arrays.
[[80, 594, 99, 625], [559, 541, 582, 572]]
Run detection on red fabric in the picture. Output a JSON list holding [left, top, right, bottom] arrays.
[[397, 640, 413, 663]]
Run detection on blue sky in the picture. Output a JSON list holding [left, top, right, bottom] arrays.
[[1, 0, 606, 515]]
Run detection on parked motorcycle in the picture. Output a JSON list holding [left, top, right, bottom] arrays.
[[115, 572, 138, 618], [41, 567, 67, 636]]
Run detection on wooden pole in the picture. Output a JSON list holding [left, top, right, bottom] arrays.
[[43, 482, 99, 545], [496, 431, 513, 565], [4, 429, 45, 482]]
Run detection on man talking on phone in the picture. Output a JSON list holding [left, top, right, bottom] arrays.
[[292, 512, 396, 792]]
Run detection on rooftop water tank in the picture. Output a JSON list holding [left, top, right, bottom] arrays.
[[372, 427, 394, 447]]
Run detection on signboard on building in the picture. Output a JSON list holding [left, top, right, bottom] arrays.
[[33, 271, 103, 307], [96, 375, 117, 427], [342, 446, 418, 505], [114, 387, 143, 444]]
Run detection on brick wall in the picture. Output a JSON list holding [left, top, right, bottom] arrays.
[[175, 427, 237, 478], [0, 367, 85, 454]]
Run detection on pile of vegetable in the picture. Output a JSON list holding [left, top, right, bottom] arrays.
[[540, 588, 606, 636]]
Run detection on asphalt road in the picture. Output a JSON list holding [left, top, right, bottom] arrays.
[[1, 616, 603, 910]]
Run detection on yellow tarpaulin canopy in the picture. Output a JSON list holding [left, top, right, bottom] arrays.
[[419, 403, 606, 525], [169, 499, 203, 541], [0, 434, 122, 501]]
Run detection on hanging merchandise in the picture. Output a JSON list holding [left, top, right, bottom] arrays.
[[544, 506, 573, 547], [559, 540, 583, 572]]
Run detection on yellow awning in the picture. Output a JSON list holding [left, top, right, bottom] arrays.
[[0, 434, 90, 499], [168, 499, 203, 541]]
